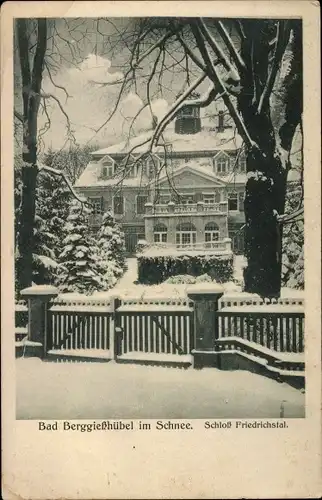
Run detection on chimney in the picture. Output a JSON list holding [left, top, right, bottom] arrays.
[[174, 92, 201, 135], [217, 111, 225, 132]]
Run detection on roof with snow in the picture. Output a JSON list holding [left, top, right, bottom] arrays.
[[91, 125, 243, 157], [75, 120, 301, 189]]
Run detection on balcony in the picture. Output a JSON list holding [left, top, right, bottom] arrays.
[[147, 238, 232, 254], [145, 201, 228, 216]]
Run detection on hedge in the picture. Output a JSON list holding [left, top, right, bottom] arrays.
[[138, 253, 233, 284]]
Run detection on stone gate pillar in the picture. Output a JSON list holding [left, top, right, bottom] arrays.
[[187, 284, 224, 368]]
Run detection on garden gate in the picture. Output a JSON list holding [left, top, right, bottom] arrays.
[[114, 300, 195, 363]]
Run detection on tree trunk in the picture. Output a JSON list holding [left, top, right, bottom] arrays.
[[243, 153, 287, 297], [17, 140, 38, 292], [16, 19, 47, 294], [16, 160, 38, 292], [237, 20, 289, 297]]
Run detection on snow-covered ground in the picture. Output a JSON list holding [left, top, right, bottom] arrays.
[[16, 358, 305, 420], [114, 257, 138, 288]]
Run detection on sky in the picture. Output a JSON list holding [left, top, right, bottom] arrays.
[[40, 52, 171, 149], [14, 17, 224, 153]]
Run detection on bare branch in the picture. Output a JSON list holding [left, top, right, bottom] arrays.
[[16, 19, 31, 121], [44, 60, 70, 102], [132, 29, 176, 70], [14, 109, 24, 123], [258, 21, 291, 114], [151, 73, 207, 147], [38, 163, 88, 205], [215, 20, 246, 72], [40, 91, 71, 129], [198, 19, 239, 79], [175, 32, 208, 73], [191, 22, 254, 149]]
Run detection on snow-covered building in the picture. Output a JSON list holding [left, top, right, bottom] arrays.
[[75, 100, 297, 255]]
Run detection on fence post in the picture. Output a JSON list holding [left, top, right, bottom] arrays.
[[112, 296, 122, 361], [187, 285, 224, 368], [20, 285, 59, 357]]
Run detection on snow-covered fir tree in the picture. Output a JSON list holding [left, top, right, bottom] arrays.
[[281, 184, 304, 289], [97, 209, 126, 285], [33, 171, 72, 284], [56, 201, 107, 294]]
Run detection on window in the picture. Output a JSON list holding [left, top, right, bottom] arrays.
[[128, 163, 140, 178], [154, 223, 167, 244], [136, 195, 148, 214], [239, 157, 246, 173], [203, 194, 215, 204], [176, 222, 196, 248], [159, 195, 170, 205], [113, 196, 124, 215], [88, 197, 103, 226], [228, 192, 238, 211], [101, 156, 114, 178], [205, 222, 220, 247], [216, 157, 228, 174], [102, 165, 114, 178], [88, 197, 103, 214], [180, 194, 195, 205], [154, 232, 168, 243]]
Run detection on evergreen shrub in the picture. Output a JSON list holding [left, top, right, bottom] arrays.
[[138, 253, 233, 284]]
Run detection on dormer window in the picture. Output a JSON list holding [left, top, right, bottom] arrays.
[[213, 152, 230, 175], [120, 154, 140, 178], [216, 157, 228, 175], [100, 155, 115, 178]]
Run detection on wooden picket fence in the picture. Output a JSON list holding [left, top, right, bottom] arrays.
[[16, 291, 305, 368]]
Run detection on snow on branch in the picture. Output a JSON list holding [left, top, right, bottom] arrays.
[[257, 21, 291, 114], [276, 206, 304, 224], [198, 19, 240, 82], [38, 163, 89, 205], [151, 73, 208, 147], [175, 32, 208, 73], [215, 21, 246, 72], [191, 22, 254, 150]]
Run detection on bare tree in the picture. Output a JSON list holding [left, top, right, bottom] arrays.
[[14, 17, 302, 297], [90, 17, 302, 297], [14, 18, 89, 293]]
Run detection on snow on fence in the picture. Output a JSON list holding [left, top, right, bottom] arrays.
[[17, 287, 304, 363], [117, 304, 194, 357], [219, 293, 304, 308], [217, 306, 304, 353], [48, 296, 114, 352]]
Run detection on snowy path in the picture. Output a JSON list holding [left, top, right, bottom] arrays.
[[115, 258, 138, 289], [16, 358, 305, 419]]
